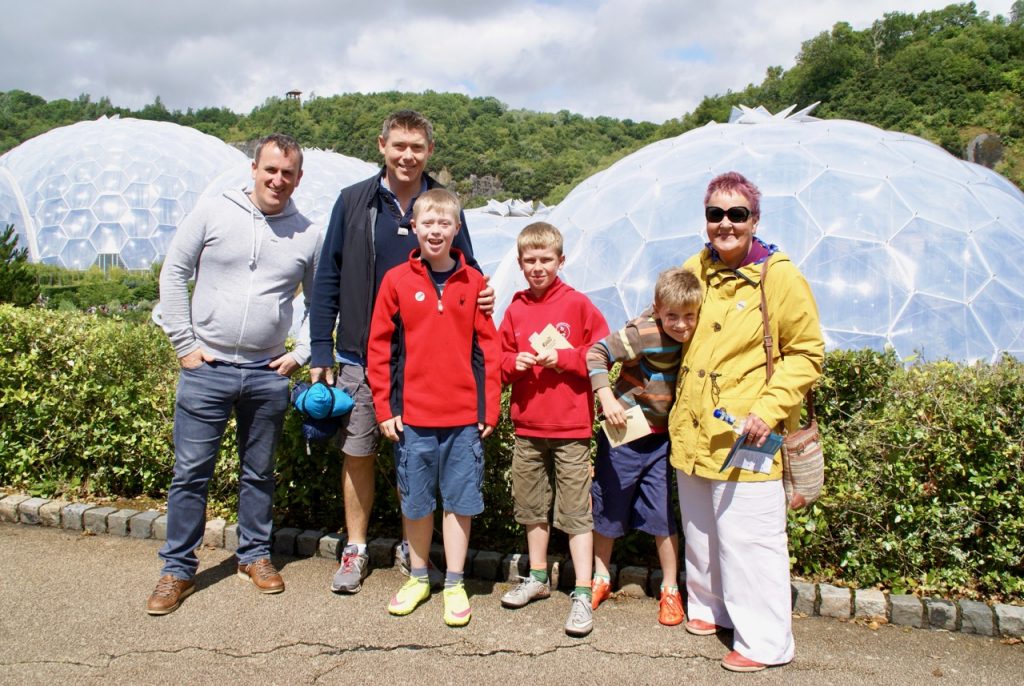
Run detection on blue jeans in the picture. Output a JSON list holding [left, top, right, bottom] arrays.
[[159, 361, 289, 579]]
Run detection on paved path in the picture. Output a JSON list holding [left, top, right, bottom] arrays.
[[1, 523, 1021, 685]]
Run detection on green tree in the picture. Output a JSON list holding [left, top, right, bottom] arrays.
[[0, 225, 39, 306]]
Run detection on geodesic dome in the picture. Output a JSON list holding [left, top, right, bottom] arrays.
[[0, 116, 247, 270], [464, 200, 552, 275], [202, 148, 378, 227], [490, 105, 1024, 363]]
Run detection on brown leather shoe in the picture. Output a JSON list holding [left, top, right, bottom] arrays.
[[237, 558, 285, 594], [146, 574, 195, 615]]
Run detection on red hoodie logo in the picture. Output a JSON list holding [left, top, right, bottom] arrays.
[[556, 322, 571, 341]]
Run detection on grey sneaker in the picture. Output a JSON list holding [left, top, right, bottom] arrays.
[[565, 591, 594, 637], [331, 545, 369, 593], [500, 575, 551, 608], [396, 544, 444, 589]]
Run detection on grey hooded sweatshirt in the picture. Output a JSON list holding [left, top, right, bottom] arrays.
[[159, 189, 323, 365]]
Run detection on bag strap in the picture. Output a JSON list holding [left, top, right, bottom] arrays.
[[760, 258, 816, 422], [759, 260, 774, 382]]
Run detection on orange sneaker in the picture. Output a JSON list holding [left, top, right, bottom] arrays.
[[658, 588, 685, 626], [591, 577, 612, 609]]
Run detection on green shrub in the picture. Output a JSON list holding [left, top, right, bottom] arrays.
[[1, 304, 1022, 600], [0, 305, 178, 495], [790, 352, 1024, 600]]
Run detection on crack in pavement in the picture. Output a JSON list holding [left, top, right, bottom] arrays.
[[1, 639, 716, 674], [308, 641, 715, 683]]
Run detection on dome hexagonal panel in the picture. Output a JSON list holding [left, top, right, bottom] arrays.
[[891, 294, 994, 362], [91, 222, 128, 254], [60, 238, 97, 270], [798, 170, 913, 242], [120, 238, 158, 270]]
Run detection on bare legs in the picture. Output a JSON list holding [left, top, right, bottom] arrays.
[[406, 511, 469, 573], [594, 530, 679, 585], [342, 453, 374, 545]]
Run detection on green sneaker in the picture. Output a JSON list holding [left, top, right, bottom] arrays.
[[442, 582, 472, 627], [388, 577, 430, 616]]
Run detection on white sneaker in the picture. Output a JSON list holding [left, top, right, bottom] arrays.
[[500, 576, 551, 609], [564, 591, 594, 637]]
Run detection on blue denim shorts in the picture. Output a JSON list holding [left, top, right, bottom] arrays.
[[394, 424, 485, 520], [592, 432, 677, 538]]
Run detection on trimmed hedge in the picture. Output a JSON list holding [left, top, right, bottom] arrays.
[[803, 349, 1024, 600], [1, 305, 1022, 600]]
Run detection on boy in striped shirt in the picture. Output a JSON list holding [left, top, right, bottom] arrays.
[[585, 267, 701, 626]]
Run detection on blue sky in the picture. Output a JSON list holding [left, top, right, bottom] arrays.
[[0, 1, 1013, 123]]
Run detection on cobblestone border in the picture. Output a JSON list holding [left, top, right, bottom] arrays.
[[3, 492, 1022, 638]]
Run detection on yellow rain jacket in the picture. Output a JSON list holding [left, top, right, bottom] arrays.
[[669, 250, 824, 481]]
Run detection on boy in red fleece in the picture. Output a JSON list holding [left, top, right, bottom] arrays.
[[497, 222, 609, 637], [367, 189, 500, 627]]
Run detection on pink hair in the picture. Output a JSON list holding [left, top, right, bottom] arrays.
[[704, 171, 761, 219]]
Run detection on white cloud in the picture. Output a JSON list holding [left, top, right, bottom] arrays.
[[0, 0, 1011, 122]]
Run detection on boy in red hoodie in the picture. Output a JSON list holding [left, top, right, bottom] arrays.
[[367, 189, 500, 627], [497, 222, 609, 637]]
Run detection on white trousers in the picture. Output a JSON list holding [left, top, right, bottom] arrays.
[[677, 470, 795, 665]]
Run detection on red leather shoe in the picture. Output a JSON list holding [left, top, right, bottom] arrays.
[[684, 618, 722, 635], [721, 650, 767, 673]]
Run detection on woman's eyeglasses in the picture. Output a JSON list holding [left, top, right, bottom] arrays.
[[705, 206, 752, 223]]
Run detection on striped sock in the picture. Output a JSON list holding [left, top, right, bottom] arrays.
[[445, 570, 465, 589]]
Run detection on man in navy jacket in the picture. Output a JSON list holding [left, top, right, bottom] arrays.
[[309, 110, 493, 594]]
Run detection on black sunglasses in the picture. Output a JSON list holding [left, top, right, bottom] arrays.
[[705, 206, 752, 223]]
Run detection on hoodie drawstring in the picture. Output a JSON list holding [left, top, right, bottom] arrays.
[[249, 204, 263, 270]]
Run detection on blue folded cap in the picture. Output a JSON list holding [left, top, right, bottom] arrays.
[[290, 381, 354, 444], [292, 381, 354, 419]]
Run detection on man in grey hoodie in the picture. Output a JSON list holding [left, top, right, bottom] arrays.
[[148, 133, 322, 615]]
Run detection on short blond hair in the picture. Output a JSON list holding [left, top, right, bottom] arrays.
[[654, 267, 701, 310], [516, 222, 563, 257], [412, 188, 461, 222]]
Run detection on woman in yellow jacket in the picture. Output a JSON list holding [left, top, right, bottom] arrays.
[[668, 172, 823, 672]]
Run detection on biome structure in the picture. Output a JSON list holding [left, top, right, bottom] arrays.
[[489, 105, 1024, 363]]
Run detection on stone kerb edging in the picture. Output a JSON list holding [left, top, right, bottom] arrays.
[[3, 492, 1023, 639]]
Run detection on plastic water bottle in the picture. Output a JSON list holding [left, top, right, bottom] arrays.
[[713, 407, 744, 434], [713, 407, 784, 442]]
